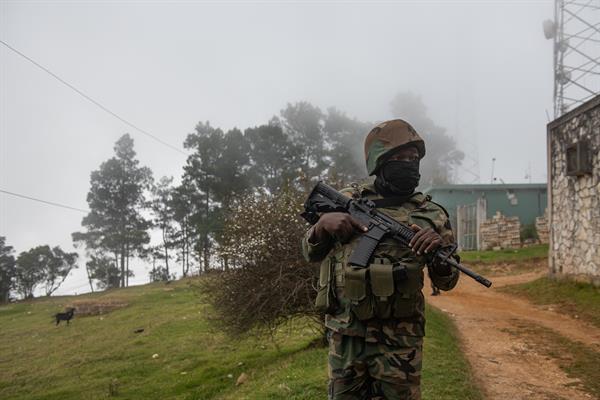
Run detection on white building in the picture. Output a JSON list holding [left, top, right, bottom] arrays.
[[547, 95, 600, 285]]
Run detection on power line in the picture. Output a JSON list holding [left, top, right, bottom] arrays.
[[0, 39, 187, 156], [0, 189, 89, 213]]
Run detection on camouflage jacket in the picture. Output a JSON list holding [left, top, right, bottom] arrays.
[[301, 184, 459, 344]]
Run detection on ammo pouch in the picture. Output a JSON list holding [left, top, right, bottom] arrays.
[[314, 256, 337, 314], [335, 257, 423, 321]]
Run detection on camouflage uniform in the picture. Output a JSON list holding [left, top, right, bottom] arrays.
[[301, 120, 460, 400]]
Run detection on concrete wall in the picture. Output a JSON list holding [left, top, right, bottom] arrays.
[[547, 95, 600, 284]]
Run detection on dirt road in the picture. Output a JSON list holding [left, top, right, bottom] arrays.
[[426, 270, 600, 400]]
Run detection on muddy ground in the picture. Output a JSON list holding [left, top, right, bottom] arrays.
[[426, 265, 599, 400]]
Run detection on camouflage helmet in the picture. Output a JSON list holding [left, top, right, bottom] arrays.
[[364, 119, 425, 176]]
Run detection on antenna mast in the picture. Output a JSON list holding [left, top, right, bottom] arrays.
[[544, 0, 600, 118]]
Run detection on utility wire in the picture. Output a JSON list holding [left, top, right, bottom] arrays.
[[0, 189, 89, 213], [0, 39, 187, 156]]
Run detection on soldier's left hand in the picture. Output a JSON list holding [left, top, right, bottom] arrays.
[[409, 224, 442, 255]]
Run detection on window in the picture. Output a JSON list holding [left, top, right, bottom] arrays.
[[566, 140, 592, 176]]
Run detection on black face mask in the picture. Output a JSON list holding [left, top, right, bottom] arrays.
[[374, 160, 421, 197]]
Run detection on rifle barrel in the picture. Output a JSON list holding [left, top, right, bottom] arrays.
[[444, 257, 492, 288]]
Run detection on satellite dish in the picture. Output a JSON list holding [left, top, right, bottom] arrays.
[[543, 19, 556, 39]]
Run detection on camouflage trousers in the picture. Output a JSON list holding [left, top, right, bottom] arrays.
[[327, 330, 423, 400]]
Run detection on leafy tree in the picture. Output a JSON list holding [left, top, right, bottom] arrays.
[[14, 248, 46, 299], [85, 254, 123, 290], [279, 102, 328, 178], [389, 92, 464, 185], [0, 237, 16, 303], [170, 183, 197, 277], [149, 265, 175, 282], [245, 121, 302, 193], [44, 247, 78, 296], [72, 231, 104, 292], [183, 122, 253, 272], [74, 134, 153, 287], [151, 176, 176, 278], [183, 122, 222, 273], [14, 245, 78, 298], [212, 128, 255, 203], [323, 107, 372, 183]]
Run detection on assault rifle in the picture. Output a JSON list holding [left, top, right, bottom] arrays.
[[301, 181, 492, 288]]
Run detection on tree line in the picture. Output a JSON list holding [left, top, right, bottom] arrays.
[[0, 94, 463, 302]]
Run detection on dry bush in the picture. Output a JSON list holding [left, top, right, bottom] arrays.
[[197, 184, 320, 337]]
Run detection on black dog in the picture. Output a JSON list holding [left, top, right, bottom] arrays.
[[54, 307, 76, 326]]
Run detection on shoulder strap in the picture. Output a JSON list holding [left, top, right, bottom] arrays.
[[427, 199, 450, 218], [372, 192, 424, 208]]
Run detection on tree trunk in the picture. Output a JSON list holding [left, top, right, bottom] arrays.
[[181, 223, 186, 277], [184, 221, 190, 276], [223, 255, 229, 272], [46, 272, 70, 297], [151, 253, 156, 282], [203, 236, 210, 273], [181, 247, 185, 278], [120, 246, 126, 288], [114, 252, 119, 289], [163, 227, 169, 278], [185, 238, 190, 276], [85, 262, 94, 292], [204, 187, 210, 272], [126, 243, 130, 287]]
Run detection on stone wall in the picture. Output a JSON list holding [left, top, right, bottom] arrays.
[[479, 211, 521, 250], [548, 96, 600, 284], [535, 210, 549, 244]]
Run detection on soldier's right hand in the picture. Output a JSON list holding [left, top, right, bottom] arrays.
[[311, 212, 368, 243]]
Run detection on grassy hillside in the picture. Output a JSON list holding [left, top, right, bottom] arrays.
[[0, 279, 481, 400]]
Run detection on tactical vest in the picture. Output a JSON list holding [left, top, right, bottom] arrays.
[[315, 192, 442, 321]]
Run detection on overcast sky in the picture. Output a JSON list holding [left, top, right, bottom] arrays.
[[1, 0, 556, 295]]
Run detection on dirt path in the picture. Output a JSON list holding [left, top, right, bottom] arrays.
[[425, 270, 600, 400]]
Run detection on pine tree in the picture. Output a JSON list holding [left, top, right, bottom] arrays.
[[73, 134, 152, 287]]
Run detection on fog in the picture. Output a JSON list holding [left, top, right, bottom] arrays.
[[0, 1, 554, 295]]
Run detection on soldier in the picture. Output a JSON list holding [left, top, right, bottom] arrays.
[[302, 119, 460, 400]]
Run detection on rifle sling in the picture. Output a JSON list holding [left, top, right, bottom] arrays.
[[371, 195, 412, 208]]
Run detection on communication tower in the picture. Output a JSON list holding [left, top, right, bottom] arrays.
[[544, 0, 600, 117]]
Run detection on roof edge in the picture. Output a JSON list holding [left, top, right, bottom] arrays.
[[547, 95, 600, 131], [423, 183, 547, 193]]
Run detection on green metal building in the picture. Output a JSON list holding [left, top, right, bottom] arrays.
[[423, 183, 548, 250]]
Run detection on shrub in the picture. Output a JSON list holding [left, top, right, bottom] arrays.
[[196, 184, 320, 337]]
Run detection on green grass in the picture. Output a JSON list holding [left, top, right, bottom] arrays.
[[421, 305, 483, 400], [0, 279, 482, 400], [221, 305, 483, 400], [460, 244, 548, 264], [505, 320, 600, 398], [502, 277, 600, 329]]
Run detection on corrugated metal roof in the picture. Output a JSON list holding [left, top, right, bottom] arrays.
[[423, 183, 547, 193]]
